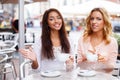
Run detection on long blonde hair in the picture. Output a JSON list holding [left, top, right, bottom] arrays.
[[83, 7, 112, 44]]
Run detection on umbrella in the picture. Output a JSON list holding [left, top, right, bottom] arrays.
[[60, 0, 120, 16], [0, 0, 47, 4], [74, 0, 120, 15]]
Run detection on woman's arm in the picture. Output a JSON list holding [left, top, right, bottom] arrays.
[[19, 47, 39, 69], [31, 59, 39, 69], [98, 37, 118, 72]]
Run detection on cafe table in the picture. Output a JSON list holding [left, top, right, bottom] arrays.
[[23, 68, 119, 80]]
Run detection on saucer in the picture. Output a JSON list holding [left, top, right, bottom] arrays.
[[78, 70, 96, 77], [41, 71, 61, 77]]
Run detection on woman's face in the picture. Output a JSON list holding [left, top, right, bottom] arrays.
[[90, 11, 104, 33], [48, 11, 62, 31]]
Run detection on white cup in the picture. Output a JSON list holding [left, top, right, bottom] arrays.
[[57, 53, 70, 62], [86, 53, 98, 62]]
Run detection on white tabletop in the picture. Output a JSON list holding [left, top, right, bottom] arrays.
[[23, 69, 119, 80]]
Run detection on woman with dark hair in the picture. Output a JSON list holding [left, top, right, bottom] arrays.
[[12, 19, 19, 33], [12, 19, 26, 33], [19, 8, 74, 72]]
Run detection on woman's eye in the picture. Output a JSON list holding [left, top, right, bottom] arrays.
[[49, 18, 54, 21], [57, 16, 61, 19], [90, 17, 102, 21], [90, 17, 94, 20], [97, 18, 102, 20]]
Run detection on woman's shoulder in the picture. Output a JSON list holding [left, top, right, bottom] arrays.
[[78, 35, 87, 42], [110, 36, 117, 42], [67, 36, 74, 45], [78, 35, 84, 40], [109, 36, 118, 45]]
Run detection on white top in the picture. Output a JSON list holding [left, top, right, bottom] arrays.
[[32, 37, 74, 72]]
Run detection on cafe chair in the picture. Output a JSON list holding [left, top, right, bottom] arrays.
[[2, 60, 17, 80], [0, 49, 17, 80], [112, 60, 120, 79], [0, 48, 17, 80], [20, 59, 32, 79], [0, 32, 18, 80], [0, 53, 8, 80], [0, 32, 18, 50], [0, 32, 17, 42]]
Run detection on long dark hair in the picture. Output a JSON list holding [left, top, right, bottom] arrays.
[[41, 8, 70, 59]]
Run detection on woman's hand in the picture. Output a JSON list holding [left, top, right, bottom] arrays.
[[65, 55, 74, 71], [98, 54, 106, 62], [19, 47, 37, 61], [65, 55, 74, 65], [77, 56, 87, 64], [88, 50, 106, 62]]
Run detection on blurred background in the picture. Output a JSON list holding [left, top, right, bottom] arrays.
[[0, 0, 120, 80], [0, 0, 120, 31]]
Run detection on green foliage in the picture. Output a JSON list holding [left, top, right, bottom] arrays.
[[112, 33, 120, 45]]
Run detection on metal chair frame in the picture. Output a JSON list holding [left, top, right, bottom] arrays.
[[0, 32, 18, 80]]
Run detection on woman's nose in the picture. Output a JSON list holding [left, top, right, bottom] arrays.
[[92, 19, 97, 23], [54, 18, 59, 22]]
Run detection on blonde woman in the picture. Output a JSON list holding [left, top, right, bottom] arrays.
[[77, 8, 118, 73]]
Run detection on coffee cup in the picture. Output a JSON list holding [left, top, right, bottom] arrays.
[[57, 53, 70, 62], [86, 53, 98, 62]]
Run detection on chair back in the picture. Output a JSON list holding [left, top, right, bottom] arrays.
[[0, 32, 18, 51], [0, 32, 18, 42]]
